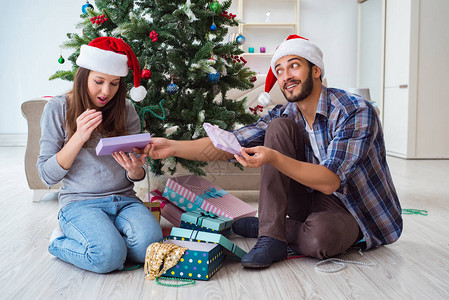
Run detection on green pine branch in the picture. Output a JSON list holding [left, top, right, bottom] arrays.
[[50, 0, 259, 176]]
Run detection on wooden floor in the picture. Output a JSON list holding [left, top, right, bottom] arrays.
[[1, 146, 449, 300]]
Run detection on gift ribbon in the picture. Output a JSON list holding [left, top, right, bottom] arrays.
[[151, 205, 160, 212], [182, 230, 241, 256], [188, 230, 201, 241], [150, 189, 169, 209], [201, 212, 218, 218], [199, 187, 228, 199], [194, 212, 219, 227]]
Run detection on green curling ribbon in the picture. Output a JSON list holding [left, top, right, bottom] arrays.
[[134, 99, 167, 131], [402, 209, 428, 216], [133, 99, 166, 174], [120, 264, 143, 271], [146, 156, 157, 174], [155, 276, 196, 287]]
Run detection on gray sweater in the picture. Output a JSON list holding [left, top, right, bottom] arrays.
[[37, 95, 142, 209]]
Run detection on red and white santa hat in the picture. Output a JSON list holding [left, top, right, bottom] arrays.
[[258, 35, 324, 106], [76, 36, 147, 102]]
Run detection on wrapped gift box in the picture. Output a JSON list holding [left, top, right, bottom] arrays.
[[150, 202, 161, 223], [203, 122, 242, 156], [180, 211, 232, 237], [163, 175, 257, 220], [161, 238, 223, 281], [169, 227, 247, 260], [96, 133, 151, 156], [142, 194, 161, 223], [148, 190, 184, 227]]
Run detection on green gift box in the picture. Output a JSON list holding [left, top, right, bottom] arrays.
[[180, 211, 233, 237], [161, 238, 223, 281], [169, 227, 247, 260]]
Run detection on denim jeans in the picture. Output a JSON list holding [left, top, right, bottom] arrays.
[[48, 196, 162, 273]]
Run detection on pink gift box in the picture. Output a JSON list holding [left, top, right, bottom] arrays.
[[149, 190, 184, 227], [163, 175, 257, 220], [96, 133, 151, 156]]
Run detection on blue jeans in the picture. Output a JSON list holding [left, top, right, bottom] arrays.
[[48, 196, 162, 273]]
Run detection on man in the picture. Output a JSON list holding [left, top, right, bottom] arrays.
[[140, 35, 403, 269]]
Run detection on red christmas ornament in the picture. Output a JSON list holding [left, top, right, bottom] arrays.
[[250, 76, 257, 82], [91, 14, 107, 25], [221, 11, 236, 20], [249, 105, 264, 115], [230, 55, 247, 65], [142, 69, 152, 80], [149, 30, 159, 42]]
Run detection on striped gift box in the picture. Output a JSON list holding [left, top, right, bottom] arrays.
[[148, 190, 184, 227], [162, 175, 257, 220]]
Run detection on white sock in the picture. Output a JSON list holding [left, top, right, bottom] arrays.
[[49, 226, 64, 243]]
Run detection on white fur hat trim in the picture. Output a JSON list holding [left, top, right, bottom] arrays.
[[270, 38, 325, 78], [76, 44, 129, 77]]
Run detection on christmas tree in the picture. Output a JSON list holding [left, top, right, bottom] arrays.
[[50, 0, 258, 176]]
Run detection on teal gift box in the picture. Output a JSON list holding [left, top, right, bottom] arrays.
[[180, 211, 233, 237], [169, 227, 247, 260], [161, 238, 223, 281]]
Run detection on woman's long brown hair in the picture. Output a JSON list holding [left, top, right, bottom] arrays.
[[65, 67, 129, 142]]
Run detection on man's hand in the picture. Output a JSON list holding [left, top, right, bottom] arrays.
[[134, 137, 175, 160], [234, 146, 277, 168], [236, 146, 341, 195]]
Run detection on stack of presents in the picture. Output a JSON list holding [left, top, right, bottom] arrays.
[[143, 175, 257, 280]]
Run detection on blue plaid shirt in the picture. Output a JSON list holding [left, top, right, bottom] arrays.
[[233, 86, 402, 249]]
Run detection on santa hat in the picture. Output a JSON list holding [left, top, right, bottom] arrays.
[[258, 35, 324, 106], [76, 37, 147, 102]]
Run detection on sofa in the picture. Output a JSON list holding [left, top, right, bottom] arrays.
[[21, 74, 287, 202]]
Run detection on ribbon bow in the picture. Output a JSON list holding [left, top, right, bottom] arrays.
[[150, 189, 169, 209], [202, 187, 227, 199], [194, 212, 219, 226], [201, 212, 218, 218]]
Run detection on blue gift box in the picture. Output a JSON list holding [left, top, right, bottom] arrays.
[[180, 211, 233, 237], [161, 238, 223, 281]]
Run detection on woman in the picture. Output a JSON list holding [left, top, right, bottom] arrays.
[[37, 37, 162, 273]]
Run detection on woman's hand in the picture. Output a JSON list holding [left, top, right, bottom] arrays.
[[234, 146, 278, 168], [112, 151, 147, 180], [134, 137, 175, 160], [73, 109, 102, 143], [55, 109, 102, 170]]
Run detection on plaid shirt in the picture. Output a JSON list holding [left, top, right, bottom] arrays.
[[233, 86, 403, 249]]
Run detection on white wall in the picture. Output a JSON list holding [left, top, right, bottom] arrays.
[[0, 0, 81, 135], [300, 0, 358, 89], [359, 0, 383, 105], [0, 0, 358, 135]]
